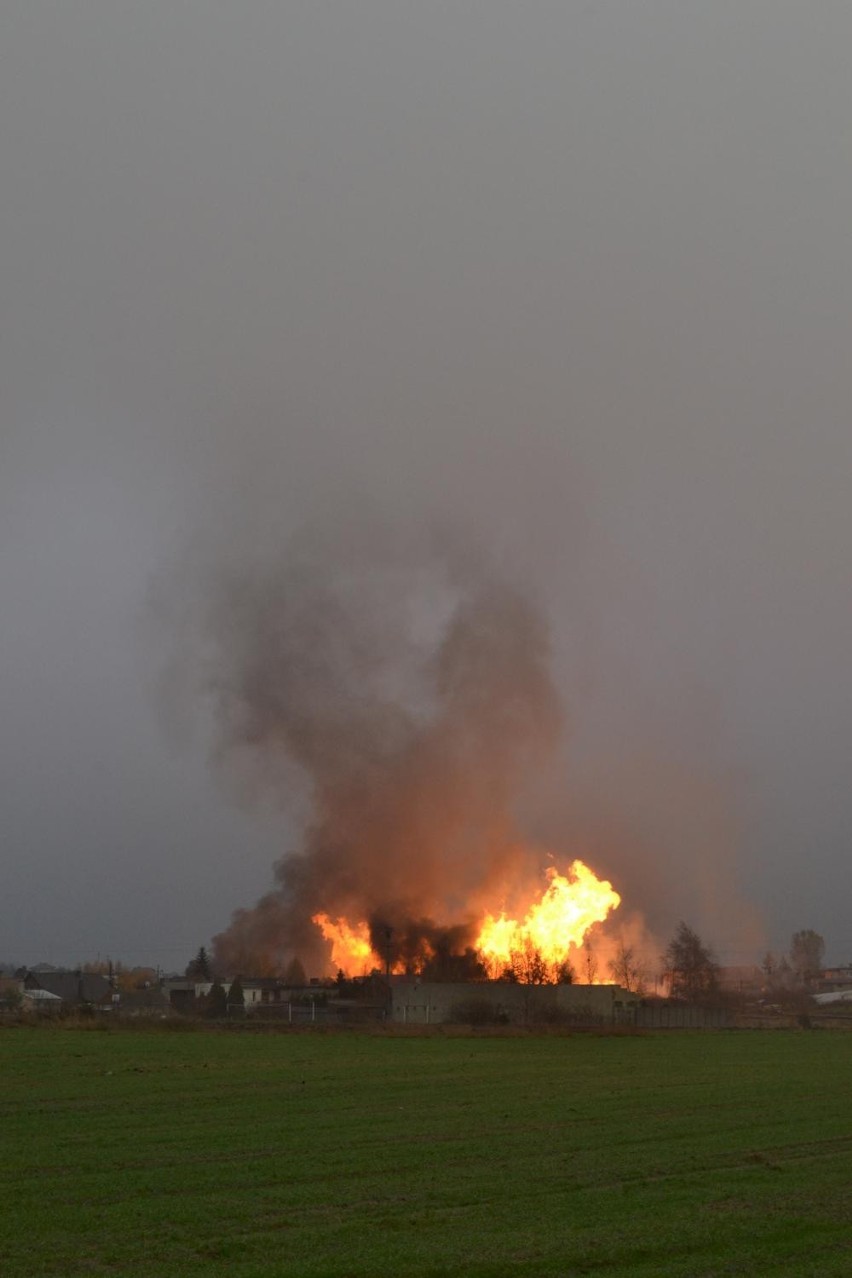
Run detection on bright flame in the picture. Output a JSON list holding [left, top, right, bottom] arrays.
[[476, 860, 620, 977], [312, 913, 374, 973], [313, 858, 621, 980]]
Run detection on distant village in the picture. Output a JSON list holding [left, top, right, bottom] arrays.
[[2, 932, 851, 1029]]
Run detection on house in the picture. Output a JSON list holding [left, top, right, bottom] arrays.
[[816, 965, 852, 993], [160, 975, 345, 1018], [241, 978, 288, 1009], [22, 988, 62, 1010], [161, 978, 197, 1012], [21, 969, 114, 1009]]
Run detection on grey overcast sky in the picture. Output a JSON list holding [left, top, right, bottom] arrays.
[[2, 3, 851, 970]]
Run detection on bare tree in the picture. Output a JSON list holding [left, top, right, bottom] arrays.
[[514, 940, 550, 985], [583, 938, 599, 985], [788, 930, 825, 985], [663, 922, 719, 1001], [500, 940, 561, 985], [609, 939, 647, 994]]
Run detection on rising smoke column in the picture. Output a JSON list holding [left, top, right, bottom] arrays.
[[184, 519, 564, 975]]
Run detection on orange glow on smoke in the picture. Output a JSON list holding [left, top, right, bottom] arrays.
[[313, 859, 621, 979], [311, 913, 374, 974], [475, 860, 620, 975]]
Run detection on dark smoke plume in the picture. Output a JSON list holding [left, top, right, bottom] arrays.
[[176, 517, 564, 975]]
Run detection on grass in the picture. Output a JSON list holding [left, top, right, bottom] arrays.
[[0, 1025, 850, 1276]]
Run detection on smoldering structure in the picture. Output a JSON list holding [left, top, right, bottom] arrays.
[[188, 521, 565, 976]]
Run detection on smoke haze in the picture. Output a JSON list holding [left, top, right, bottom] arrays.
[[167, 516, 566, 973], [2, 4, 852, 968]]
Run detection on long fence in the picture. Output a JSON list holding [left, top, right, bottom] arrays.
[[615, 1002, 731, 1029]]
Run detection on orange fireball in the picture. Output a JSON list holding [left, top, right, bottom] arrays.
[[476, 860, 620, 976]]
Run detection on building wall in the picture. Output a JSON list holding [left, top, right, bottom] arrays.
[[391, 981, 638, 1026]]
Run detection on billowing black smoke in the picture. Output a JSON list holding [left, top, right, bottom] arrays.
[[172, 516, 564, 976]]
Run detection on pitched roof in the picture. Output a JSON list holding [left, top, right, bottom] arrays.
[[23, 988, 62, 1002], [25, 971, 113, 1004]]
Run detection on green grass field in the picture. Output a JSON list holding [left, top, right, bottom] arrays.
[[1, 1025, 850, 1277]]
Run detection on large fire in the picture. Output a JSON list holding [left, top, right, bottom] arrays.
[[312, 913, 374, 973], [312, 859, 620, 980], [476, 861, 621, 977]]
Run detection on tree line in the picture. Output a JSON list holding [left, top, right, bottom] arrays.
[[180, 926, 827, 1003]]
